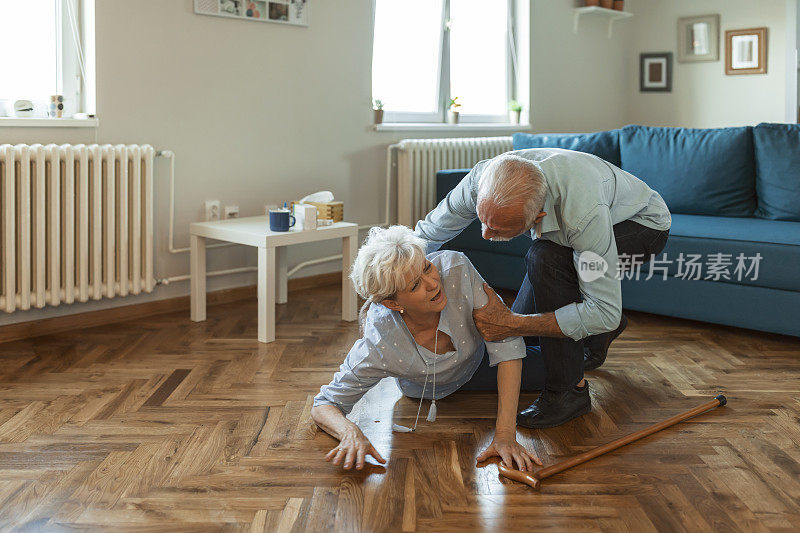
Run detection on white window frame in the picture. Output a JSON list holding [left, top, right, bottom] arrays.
[[375, 0, 518, 124], [0, 0, 92, 119]]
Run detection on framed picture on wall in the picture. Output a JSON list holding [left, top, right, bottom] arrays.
[[677, 14, 719, 62], [194, 0, 309, 27], [725, 27, 767, 75], [640, 52, 673, 92]]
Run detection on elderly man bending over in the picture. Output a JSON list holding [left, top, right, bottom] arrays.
[[414, 148, 671, 428]]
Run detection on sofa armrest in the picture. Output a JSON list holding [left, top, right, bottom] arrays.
[[436, 169, 471, 203]]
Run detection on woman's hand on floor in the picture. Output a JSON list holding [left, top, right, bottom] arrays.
[[324, 428, 386, 470], [476, 433, 542, 472]]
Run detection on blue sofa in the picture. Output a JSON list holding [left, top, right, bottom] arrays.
[[437, 123, 800, 338]]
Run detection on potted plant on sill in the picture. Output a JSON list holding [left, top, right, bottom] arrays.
[[373, 99, 384, 125], [508, 100, 523, 124], [447, 97, 461, 124]]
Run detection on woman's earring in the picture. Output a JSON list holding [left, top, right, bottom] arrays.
[[399, 309, 404, 314]]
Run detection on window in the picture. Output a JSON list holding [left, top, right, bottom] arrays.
[[372, 0, 521, 124], [0, 0, 94, 119]]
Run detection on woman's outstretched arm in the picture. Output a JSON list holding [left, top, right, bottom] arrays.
[[495, 358, 524, 436], [312, 405, 386, 470], [476, 359, 542, 471]]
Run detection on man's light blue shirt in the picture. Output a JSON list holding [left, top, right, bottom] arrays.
[[414, 148, 671, 341], [313, 251, 525, 415]]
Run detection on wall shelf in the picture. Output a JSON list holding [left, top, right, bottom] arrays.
[[573, 6, 633, 39]]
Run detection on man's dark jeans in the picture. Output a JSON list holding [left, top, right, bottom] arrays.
[[510, 220, 669, 392]]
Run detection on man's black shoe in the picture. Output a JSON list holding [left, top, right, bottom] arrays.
[[516, 384, 591, 429], [583, 314, 628, 371]]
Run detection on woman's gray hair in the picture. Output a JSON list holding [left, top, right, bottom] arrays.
[[350, 225, 427, 331], [476, 153, 548, 229]]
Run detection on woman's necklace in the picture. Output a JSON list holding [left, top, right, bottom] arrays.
[[392, 319, 439, 432]]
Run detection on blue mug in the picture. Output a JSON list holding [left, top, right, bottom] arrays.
[[269, 209, 296, 232]]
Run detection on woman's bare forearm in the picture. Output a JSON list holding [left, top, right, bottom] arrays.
[[495, 359, 523, 436], [311, 404, 362, 441]]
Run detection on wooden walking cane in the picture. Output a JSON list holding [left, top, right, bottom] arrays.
[[498, 395, 727, 489]]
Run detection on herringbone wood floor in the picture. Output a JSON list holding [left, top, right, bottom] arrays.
[[1, 283, 799, 532]]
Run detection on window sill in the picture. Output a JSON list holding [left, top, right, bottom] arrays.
[[372, 122, 531, 133], [0, 117, 99, 128]]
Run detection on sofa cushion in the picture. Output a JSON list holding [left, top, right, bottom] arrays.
[[512, 130, 621, 167], [456, 249, 528, 291], [619, 125, 756, 217], [621, 276, 800, 337], [649, 214, 800, 292], [669, 213, 800, 246], [436, 169, 471, 200], [753, 122, 800, 221]]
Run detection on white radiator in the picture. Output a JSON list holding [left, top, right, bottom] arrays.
[[0, 144, 155, 313], [393, 136, 513, 227]]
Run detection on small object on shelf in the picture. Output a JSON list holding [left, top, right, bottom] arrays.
[[508, 100, 523, 124], [373, 98, 384, 125], [613, 0, 624, 10], [447, 96, 461, 125], [13, 100, 34, 117], [584, 0, 599, 6], [599, 0, 613, 8], [48, 95, 64, 118]]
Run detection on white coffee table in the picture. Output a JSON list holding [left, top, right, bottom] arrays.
[[189, 216, 358, 343]]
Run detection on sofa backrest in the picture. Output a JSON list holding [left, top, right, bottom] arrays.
[[512, 130, 621, 167], [619, 124, 756, 217], [753, 122, 800, 222]]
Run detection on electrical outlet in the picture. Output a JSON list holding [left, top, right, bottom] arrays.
[[224, 205, 239, 219], [204, 200, 221, 221]]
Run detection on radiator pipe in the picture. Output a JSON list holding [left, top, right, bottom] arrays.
[[158, 150, 236, 256], [154, 144, 397, 286]]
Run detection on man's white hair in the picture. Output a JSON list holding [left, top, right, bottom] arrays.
[[476, 153, 548, 230], [350, 225, 427, 330]]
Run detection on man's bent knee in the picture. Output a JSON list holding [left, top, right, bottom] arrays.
[[525, 240, 574, 285]]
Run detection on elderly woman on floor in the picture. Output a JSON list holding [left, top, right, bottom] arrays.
[[311, 225, 544, 472]]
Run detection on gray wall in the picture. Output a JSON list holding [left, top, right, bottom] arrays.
[[0, 0, 791, 326], [625, 0, 788, 127]]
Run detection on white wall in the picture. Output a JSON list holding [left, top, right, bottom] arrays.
[[2, 0, 633, 326], [7, 0, 785, 327], [530, 0, 631, 133], [625, 0, 788, 127]]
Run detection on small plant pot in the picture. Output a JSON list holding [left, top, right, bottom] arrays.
[[373, 109, 384, 125], [584, 0, 599, 6], [599, 0, 613, 8], [447, 110, 460, 124], [508, 110, 521, 124], [613, 0, 624, 10]]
